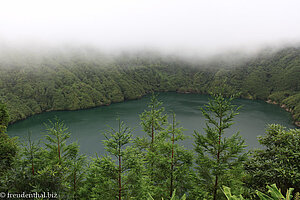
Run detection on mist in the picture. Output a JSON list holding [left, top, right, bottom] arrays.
[[1, 0, 300, 57]]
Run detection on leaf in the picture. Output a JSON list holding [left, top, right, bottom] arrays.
[[256, 190, 273, 200], [147, 193, 155, 200], [267, 184, 285, 199]]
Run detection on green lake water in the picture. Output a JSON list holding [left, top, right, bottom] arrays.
[[7, 92, 296, 156]]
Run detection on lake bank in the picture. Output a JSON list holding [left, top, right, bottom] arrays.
[[266, 99, 300, 127]]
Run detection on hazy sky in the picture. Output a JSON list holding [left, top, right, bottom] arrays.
[[1, 0, 300, 54]]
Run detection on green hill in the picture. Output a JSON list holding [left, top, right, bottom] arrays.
[[0, 47, 299, 125]]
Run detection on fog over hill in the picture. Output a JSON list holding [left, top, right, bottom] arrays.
[[1, 0, 300, 57], [0, 44, 299, 125]]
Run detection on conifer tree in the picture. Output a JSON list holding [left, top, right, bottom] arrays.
[[0, 101, 18, 192], [11, 132, 43, 193], [103, 118, 133, 200], [193, 93, 247, 200], [23, 132, 40, 176], [68, 154, 86, 199], [137, 96, 193, 199], [81, 119, 149, 199], [35, 119, 81, 197], [44, 119, 79, 164], [139, 93, 168, 149], [165, 112, 193, 198], [79, 155, 118, 200], [136, 94, 169, 197]]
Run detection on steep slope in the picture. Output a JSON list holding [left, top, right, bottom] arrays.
[[0, 47, 299, 125]]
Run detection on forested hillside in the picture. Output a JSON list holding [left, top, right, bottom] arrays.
[[0, 47, 299, 125]]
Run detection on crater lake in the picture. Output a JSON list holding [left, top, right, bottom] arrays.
[[7, 92, 296, 156]]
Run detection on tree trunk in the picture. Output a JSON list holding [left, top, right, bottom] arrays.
[[74, 172, 76, 199], [57, 136, 61, 161], [213, 176, 218, 200], [31, 160, 35, 176], [170, 115, 175, 198], [151, 118, 154, 146], [213, 112, 223, 200], [118, 151, 122, 200]]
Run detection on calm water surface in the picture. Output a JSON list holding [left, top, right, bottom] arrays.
[[7, 92, 296, 155]]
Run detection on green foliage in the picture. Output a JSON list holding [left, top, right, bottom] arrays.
[[222, 186, 245, 200], [67, 153, 86, 199], [139, 93, 168, 146], [1, 47, 299, 125], [137, 95, 193, 199], [268, 91, 294, 104], [137, 94, 169, 198], [26, 120, 83, 198], [0, 132, 18, 191], [79, 156, 118, 200], [43, 119, 79, 163], [0, 101, 9, 133], [223, 184, 294, 200], [193, 93, 247, 200], [0, 85, 299, 199], [166, 113, 194, 197], [245, 124, 300, 196], [103, 119, 132, 200], [295, 192, 300, 200], [282, 93, 300, 121], [103, 118, 133, 157], [81, 119, 150, 199], [10, 132, 42, 193], [0, 101, 18, 191], [147, 189, 187, 200], [0, 119, 87, 199], [256, 184, 294, 200]]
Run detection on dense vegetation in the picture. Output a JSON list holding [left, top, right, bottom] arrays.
[[0, 94, 299, 199], [0, 47, 299, 125]]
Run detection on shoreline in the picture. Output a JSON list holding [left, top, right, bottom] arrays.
[[266, 99, 300, 128], [7, 91, 299, 128]]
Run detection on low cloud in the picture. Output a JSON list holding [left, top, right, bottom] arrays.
[[0, 0, 300, 56]]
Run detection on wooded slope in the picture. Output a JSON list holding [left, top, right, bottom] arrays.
[[0, 47, 299, 124]]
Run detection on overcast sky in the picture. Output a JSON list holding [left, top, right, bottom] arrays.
[[0, 0, 300, 55]]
